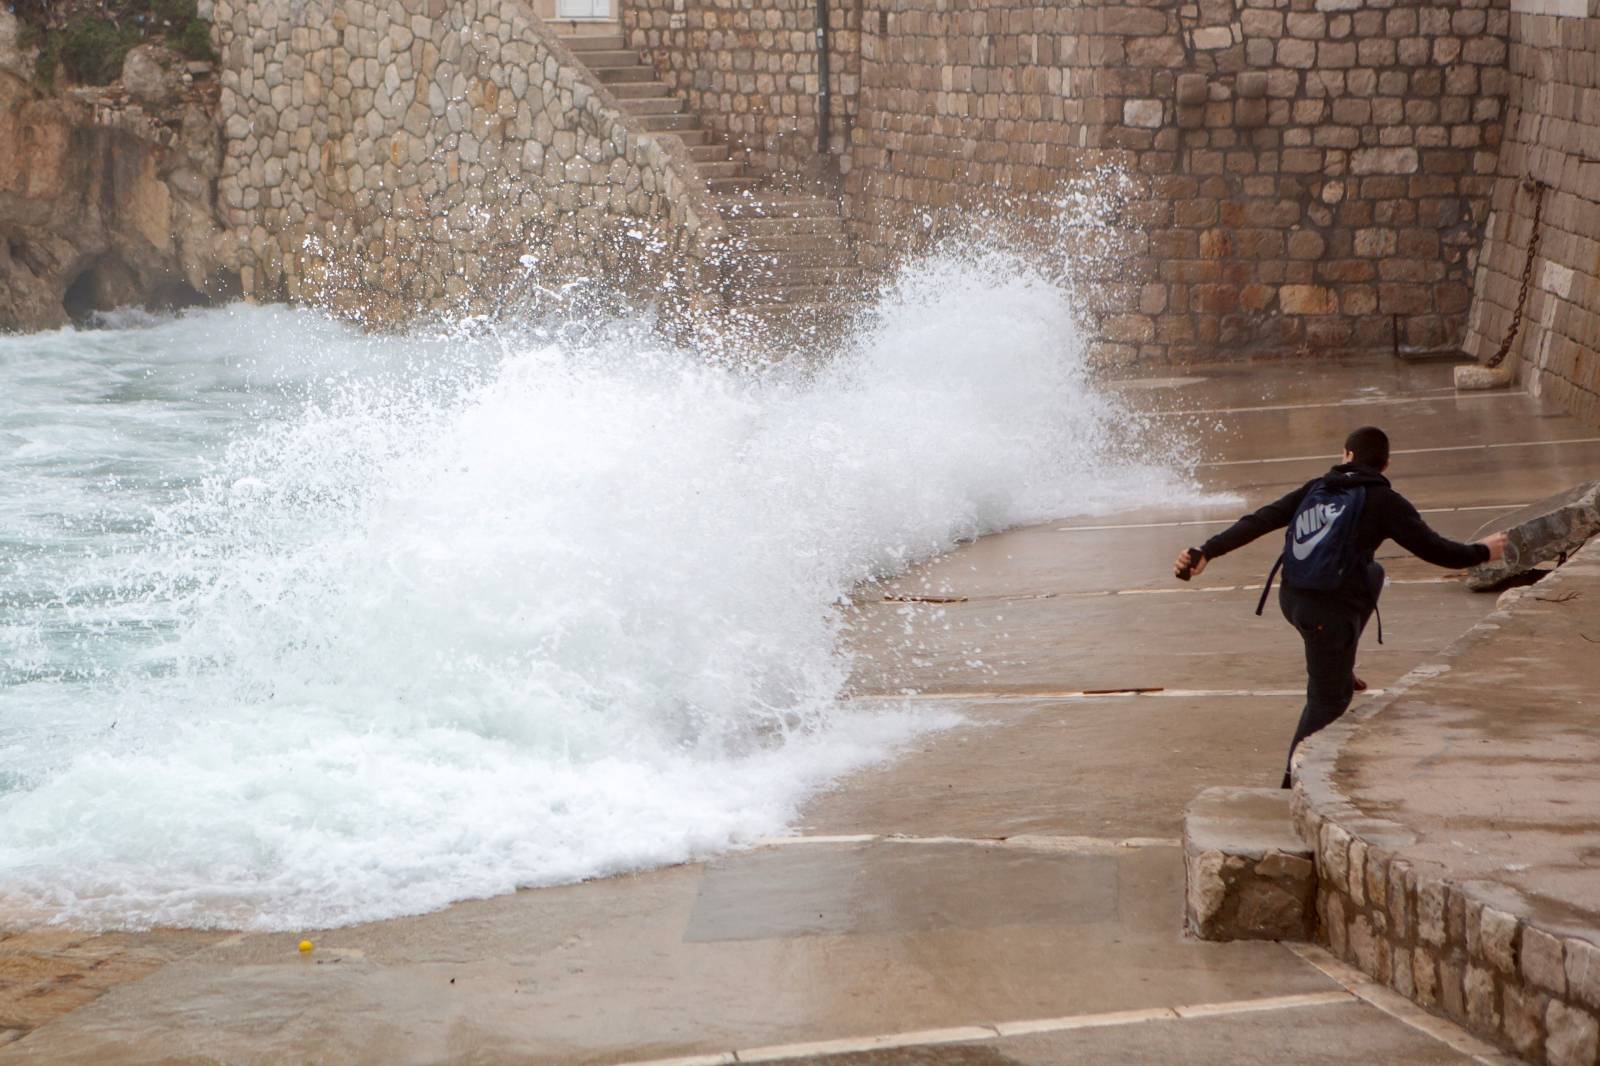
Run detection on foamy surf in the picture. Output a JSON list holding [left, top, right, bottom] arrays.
[[0, 240, 1202, 931]]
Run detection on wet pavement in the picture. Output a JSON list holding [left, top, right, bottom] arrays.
[[1326, 537, 1600, 932], [5, 356, 1595, 1064]]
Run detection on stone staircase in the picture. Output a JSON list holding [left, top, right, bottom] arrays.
[[555, 31, 867, 327]]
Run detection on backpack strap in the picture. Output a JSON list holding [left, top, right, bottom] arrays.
[[1256, 554, 1285, 616]]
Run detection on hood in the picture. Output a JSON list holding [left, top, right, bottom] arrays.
[[1322, 462, 1390, 489]]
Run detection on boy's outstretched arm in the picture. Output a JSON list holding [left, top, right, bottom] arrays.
[[1172, 483, 1309, 578], [1386, 496, 1508, 567]]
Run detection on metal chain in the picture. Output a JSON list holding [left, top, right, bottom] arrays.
[[1486, 179, 1547, 369]]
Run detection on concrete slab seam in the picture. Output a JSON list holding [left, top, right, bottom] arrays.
[[1287, 943, 1514, 1065], [752, 833, 1181, 852], [1200, 435, 1600, 468], [854, 688, 1386, 702], [733, 1025, 1001, 1062], [608, 990, 1359, 1066], [990, 1005, 1178, 1036], [1161, 389, 1530, 417], [1171, 990, 1353, 1018], [1056, 505, 1530, 532], [880, 577, 1475, 606]]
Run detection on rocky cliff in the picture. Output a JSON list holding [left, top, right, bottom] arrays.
[[0, 18, 230, 332]]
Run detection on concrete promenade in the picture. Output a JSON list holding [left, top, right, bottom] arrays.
[[3, 357, 1598, 1064]]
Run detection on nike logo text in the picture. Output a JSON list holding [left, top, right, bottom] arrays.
[[1291, 502, 1344, 561]]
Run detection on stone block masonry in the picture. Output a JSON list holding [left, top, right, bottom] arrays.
[[197, 0, 1600, 422], [1462, 1, 1600, 429], [209, 0, 728, 324], [839, 0, 1512, 364], [622, 0, 861, 183], [620, 0, 1519, 363]]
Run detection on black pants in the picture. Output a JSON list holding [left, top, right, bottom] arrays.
[[1279, 578, 1377, 788]]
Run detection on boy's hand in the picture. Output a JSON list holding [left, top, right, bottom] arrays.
[[1478, 531, 1509, 562], [1174, 547, 1208, 579]]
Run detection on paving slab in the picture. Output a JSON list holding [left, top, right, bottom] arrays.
[[807, 695, 1344, 841], [987, 1000, 1483, 1065], [0, 843, 1344, 1065], [843, 581, 1498, 697]]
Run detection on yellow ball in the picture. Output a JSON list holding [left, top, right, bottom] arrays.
[[298, 939, 314, 954]]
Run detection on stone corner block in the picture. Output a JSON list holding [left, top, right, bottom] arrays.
[[1184, 787, 1316, 942], [1467, 480, 1600, 590]]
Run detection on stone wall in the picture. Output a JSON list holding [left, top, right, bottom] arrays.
[[621, 0, 861, 182], [616, 0, 1519, 362], [1297, 803, 1600, 1065], [1461, 1, 1600, 428], [210, 0, 727, 324], [840, 0, 1513, 363]]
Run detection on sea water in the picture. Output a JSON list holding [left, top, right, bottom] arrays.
[[0, 241, 1197, 931]]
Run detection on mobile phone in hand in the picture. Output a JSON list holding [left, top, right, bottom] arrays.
[[1176, 548, 1202, 581]]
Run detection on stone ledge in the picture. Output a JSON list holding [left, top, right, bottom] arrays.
[[1291, 537, 1600, 1065], [1184, 787, 1316, 942]]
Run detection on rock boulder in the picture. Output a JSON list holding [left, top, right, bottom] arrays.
[[122, 45, 182, 108], [0, 70, 228, 331], [0, 8, 28, 79]]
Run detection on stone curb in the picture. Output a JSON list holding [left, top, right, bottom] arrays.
[[1290, 538, 1600, 1066]]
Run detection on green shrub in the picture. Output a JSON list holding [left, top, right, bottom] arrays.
[[13, 0, 214, 89], [34, 45, 59, 89], [171, 18, 215, 61], [150, 0, 198, 30], [149, 0, 215, 63], [57, 16, 141, 86]]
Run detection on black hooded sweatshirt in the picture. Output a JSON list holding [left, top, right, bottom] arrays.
[[1197, 463, 1491, 612]]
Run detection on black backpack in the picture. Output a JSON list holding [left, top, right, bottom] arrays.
[[1256, 478, 1368, 612]]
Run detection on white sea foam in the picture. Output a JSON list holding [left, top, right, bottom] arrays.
[[0, 238, 1203, 930]]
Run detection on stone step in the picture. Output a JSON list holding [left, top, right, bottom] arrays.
[[1183, 786, 1315, 943], [735, 266, 864, 291], [606, 81, 676, 99], [621, 97, 684, 116], [695, 160, 749, 179], [740, 248, 859, 268], [661, 130, 714, 147], [639, 113, 701, 132], [711, 196, 841, 220], [572, 49, 639, 67], [557, 33, 627, 51], [736, 284, 869, 304], [735, 301, 872, 321], [686, 143, 731, 162], [731, 233, 847, 253], [721, 216, 847, 236], [593, 65, 655, 84], [705, 176, 763, 195]]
